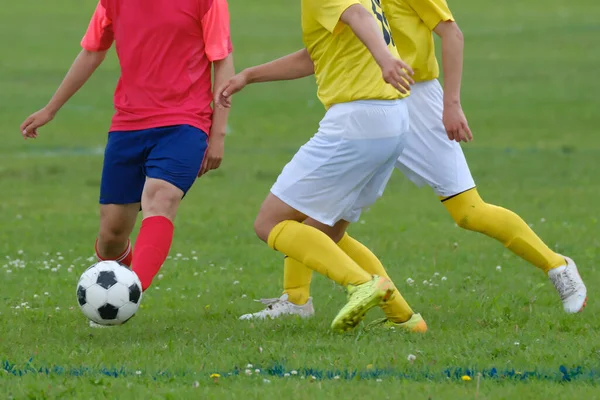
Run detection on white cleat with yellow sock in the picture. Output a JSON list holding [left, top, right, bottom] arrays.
[[239, 293, 315, 320], [548, 256, 587, 313]]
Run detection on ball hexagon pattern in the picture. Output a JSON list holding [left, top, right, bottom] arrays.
[[76, 261, 143, 326]]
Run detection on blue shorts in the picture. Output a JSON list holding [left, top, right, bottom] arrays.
[[100, 125, 208, 205]]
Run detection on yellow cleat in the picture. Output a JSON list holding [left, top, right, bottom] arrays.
[[366, 313, 428, 333], [331, 275, 394, 332]]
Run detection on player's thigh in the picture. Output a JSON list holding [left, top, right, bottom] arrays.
[[145, 125, 208, 199], [272, 133, 405, 227], [254, 193, 308, 241], [100, 131, 146, 205], [343, 142, 402, 223], [396, 80, 475, 197], [272, 101, 408, 227], [269, 133, 363, 227], [99, 203, 140, 240]]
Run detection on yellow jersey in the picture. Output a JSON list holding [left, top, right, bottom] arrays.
[[301, 0, 407, 109], [382, 0, 454, 82]]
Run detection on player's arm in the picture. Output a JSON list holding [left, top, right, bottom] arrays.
[[433, 21, 472, 142], [339, 4, 413, 93], [210, 54, 235, 136], [199, 53, 234, 176], [199, 0, 234, 175], [407, 0, 472, 142], [434, 22, 463, 110], [244, 49, 315, 83], [20, 1, 113, 139], [215, 49, 314, 108]]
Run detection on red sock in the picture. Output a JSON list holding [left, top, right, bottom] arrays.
[[95, 239, 133, 267], [131, 216, 174, 291]]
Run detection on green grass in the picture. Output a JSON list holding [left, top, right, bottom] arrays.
[[1, 0, 600, 398]]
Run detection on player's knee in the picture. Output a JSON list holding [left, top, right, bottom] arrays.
[[444, 189, 489, 231], [253, 216, 270, 243], [453, 212, 471, 230], [98, 225, 129, 248], [142, 184, 182, 219], [449, 203, 489, 232]]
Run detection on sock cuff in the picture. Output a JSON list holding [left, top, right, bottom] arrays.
[[267, 220, 291, 250], [440, 187, 479, 204], [141, 215, 174, 230], [336, 232, 350, 246], [115, 240, 132, 263], [95, 239, 131, 262]]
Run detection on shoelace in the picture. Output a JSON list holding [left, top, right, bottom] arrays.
[[553, 269, 578, 300], [254, 297, 287, 310]]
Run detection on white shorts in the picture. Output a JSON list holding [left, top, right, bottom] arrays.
[[395, 79, 475, 197], [271, 99, 409, 226]]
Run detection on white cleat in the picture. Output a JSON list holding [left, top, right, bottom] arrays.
[[239, 293, 315, 320], [548, 256, 587, 313]]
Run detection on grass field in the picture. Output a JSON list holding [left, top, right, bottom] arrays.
[[1, 0, 600, 398]]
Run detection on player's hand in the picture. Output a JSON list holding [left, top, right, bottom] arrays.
[[443, 104, 473, 143], [215, 72, 249, 109], [20, 107, 55, 140], [379, 55, 414, 94], [198, 134, 225, 177]]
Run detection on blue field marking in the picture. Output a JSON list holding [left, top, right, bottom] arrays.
[[2, 359, 598, 383]]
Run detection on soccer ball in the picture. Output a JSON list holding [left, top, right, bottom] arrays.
[[76, 261, 143, 326]]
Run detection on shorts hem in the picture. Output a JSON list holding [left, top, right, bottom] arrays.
[[99, 198, 142, 205], [145, 172, 195, 195], [340, 211, 361, 224], [270, 188, 339, 227], [439, 185, 477, 201], [435, 182, 477, 198]]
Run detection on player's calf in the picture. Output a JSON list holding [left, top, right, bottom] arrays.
[[97, 203, 139, 265], [129, 178, 183, 291]]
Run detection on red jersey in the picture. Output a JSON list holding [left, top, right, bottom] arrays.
[[81, 0, 232, 134]]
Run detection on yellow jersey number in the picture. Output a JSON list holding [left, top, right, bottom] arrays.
[[370, 0, 394, 46]]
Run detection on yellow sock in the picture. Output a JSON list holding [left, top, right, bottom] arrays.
[[283, 256, 312, 305], [281, 231, 414, 322], [268, 221, 371, 287], [337, 233, 414, 323], [443, 188, 566, 273]]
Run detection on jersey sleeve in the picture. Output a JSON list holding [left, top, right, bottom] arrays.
[[201, 0, 233, 62], [80, 1, 114, 51], [306, 0, 361, 33], [405, 0, 454, 31]]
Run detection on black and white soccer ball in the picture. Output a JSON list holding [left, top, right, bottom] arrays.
[[76, 261, 143, 326]]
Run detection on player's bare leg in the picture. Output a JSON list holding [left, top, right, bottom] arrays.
[[96, 203, 139, 265], [130, 178, 182, 291], [254, 194, 374, 287], [140, 178, 183, 222]]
